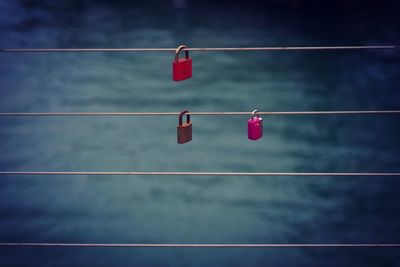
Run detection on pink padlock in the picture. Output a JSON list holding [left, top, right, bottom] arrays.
[[248, 110, 263, 140]]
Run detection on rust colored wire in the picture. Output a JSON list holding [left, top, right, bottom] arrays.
[[0, 243, 399, 248], [0, 171, 399, 176], [0, 110, 400, 117], [0, 45, 396, 53]]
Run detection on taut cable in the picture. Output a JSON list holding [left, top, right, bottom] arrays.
[[0, 45, 396, 53], [0, 172, 399, 176], [0, 243, 399, 248], [0, 110, 400, 117]]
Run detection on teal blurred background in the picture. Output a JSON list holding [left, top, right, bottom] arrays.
[[0, 1, 399, 266]]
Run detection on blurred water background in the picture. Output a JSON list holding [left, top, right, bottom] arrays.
[[0, 0, 399, 266]]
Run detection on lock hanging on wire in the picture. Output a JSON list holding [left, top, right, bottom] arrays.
[[248, 110, 263, 140], [177, 110, 192, 144], [173, 45, 192, 81]]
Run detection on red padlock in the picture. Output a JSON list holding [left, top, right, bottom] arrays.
[[173, 45, 192, 81], [248, 110, 263, 140]]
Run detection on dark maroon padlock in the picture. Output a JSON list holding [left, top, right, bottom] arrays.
[[173, 45, 192, 81], [177, 110, 192, 144]]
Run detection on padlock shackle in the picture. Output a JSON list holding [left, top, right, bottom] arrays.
[[251, 109, 259, 118], [175, 45, 189, 61], [179, 110, 190, 126]]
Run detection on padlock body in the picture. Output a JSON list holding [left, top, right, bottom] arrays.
[[177, 122, 192, 144], [173, 58, 192, 81], [248, 117, 263, 140]]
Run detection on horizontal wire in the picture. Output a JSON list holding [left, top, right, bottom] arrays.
[[0, 243, 399, 248], [0, 45, 396, 53], [1, 110, 400, 117], [0, 172, 399, 176]]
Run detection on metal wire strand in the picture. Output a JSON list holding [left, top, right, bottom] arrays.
[[0, 45, 396, 53], [0, 110, 400, 116], [0, 172, 399, 176], [0, 243, 399, 248]]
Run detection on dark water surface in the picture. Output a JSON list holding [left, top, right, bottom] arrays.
[[0, 1, 399, 266]]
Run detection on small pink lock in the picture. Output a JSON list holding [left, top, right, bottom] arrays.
[[248, 110, 263, 140]]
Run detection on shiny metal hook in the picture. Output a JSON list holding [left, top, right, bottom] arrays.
[[251, 109, 259, 117], [175, 45, 189, 61]]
